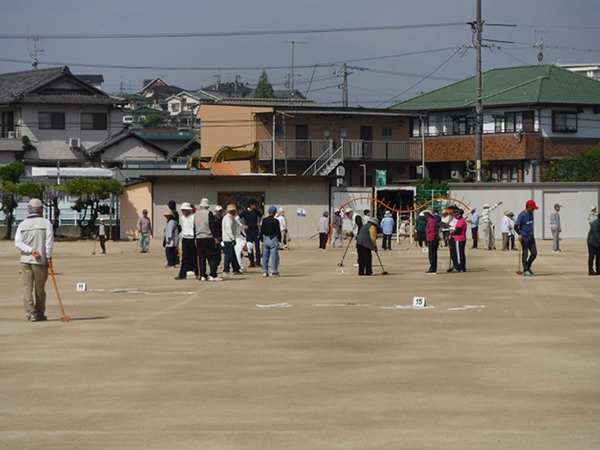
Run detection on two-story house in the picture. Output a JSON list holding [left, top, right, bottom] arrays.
[[391, 65, 600, 182]]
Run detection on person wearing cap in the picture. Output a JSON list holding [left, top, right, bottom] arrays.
[[508, 212, 517, 250], [14, 198, 54, 322], [588, 207, 598, 227], [213, 205, 224, 270], [175, 202, 196, 280], [381, 210, 395, 251], [587, 215, 600, 275], [234, 211, 250, 272], [260, 206, 282, 277], [318, 211, 330, 251], [222, 204, 242, 275], [515, 200, 539, 277], [450, 209, 467, 272], [137, 209, 152, 253], [501, 210, 514, 251], [467, 208, 479, 249], [239, 199, 262, 268], [425, 209, 439, 274], [550, 203, 562, 252], [163, 210, 179, 268], [276, 207, 290, 250], [331, 210, 343, 248], [98, 219, 107, 255], [356, 216, 379, 276], [193, 198, 221, 282], [415, 211, 427, 249], [480, 201, 502, 250]]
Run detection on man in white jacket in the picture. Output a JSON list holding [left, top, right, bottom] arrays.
[[222, 204, 242, 275], [501, 210, 513, 251], [480, 201, 502, 250]]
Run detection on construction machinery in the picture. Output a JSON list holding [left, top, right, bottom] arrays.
[[208, 142, 263, 173]]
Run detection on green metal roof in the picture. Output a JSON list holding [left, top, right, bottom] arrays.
[[391, 65, 600, 112]]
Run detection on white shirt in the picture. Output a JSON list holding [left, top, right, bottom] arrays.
[[234, 216, 246, 241], [15, 214, 54, 260], [501, 215, 513, 234], [222, 213, 238, 242], [480, 203, 500, 225], [180, 213, 195, 239], [276, 214, 287, 232]]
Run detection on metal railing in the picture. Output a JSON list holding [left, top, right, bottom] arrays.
[[302, 142, 340, 176], [342, 140, 421, 161], [0, 124, 21, 139], [258, 139, 332, 161]]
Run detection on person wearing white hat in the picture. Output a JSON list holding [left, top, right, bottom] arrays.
[[381, 210, 394, 251], [356, 217, 379, 275], [550, 203, 562, 252], [501, 210, 513, 251], [276, 207, 289, 250], [480, 201, 502, 250], [14, 198, 54, 322], [222, 204, 242, 275], [175, 202, 196, 280], [415, 211, 427, 249], [194, 198, 221, 281]]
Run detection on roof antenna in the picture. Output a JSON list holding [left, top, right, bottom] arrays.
[[28, 34, 45, 70], [534, 30, 547, 64]]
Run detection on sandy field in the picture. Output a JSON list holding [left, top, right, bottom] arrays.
[[1, 237, 599, 450]]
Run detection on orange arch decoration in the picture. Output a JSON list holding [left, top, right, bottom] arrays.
[[336, 195, 473, 215]]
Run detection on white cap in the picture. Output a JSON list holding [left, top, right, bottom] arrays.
[[344, 208, 353, 214], [180, 202, 192, 210], [592, 206, 597, 211], [28, 198, 43, 209], [483, 203, 490, 209], [215, 205, 223, 212], [278, 207, 284, 213], [199, 198, 210, 209]]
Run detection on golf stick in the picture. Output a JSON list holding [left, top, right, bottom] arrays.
[[374, 250, 389, 275], [134, 232, 139, 253], [517, 241, 523, 275], [195, 239, 202, 281], [92, 238, 97, 255], [338, 235, 354, 267], [47, 260, 70, 322]]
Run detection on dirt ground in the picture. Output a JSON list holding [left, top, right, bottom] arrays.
[[1, 236, 599, 450]]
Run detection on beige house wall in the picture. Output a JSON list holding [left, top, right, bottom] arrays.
[[120, 181, 153, 240]]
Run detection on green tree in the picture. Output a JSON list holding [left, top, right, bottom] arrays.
[[61, 179, 124, 238], [542, 148, 600, 182], [255, 70, 275, 98], [0, 162, 26, 239], [141, 113, 160, 127], [15, 182, 64, 233], [414, 177, 449, 211]]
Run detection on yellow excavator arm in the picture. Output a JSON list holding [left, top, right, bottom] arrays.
[[208, 142, 262, 172]]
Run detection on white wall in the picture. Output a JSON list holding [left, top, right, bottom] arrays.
[[540, 107, 600, 139]]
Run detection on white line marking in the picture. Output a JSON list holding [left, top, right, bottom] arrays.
[[256, 302, 292, 308], [447, 305, 486, 311]]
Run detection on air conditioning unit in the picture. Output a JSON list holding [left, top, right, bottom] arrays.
[[69, 138, 81, 149], [7, 131, 16, 138], [451, 170, 462, 180]]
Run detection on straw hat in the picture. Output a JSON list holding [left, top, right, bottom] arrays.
[[226, 204, 237, 212]]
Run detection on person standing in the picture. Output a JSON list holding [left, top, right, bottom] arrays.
[[331, 210, 343, 248], [550, 203, 562, 252], [175, 203, 196, 280], [508, 212, 517, 250], [234, 213, 249, 272], [381, 211, 395, 251], [194, 198, 221, 282], [14, 198, 54, 322], [318, 212, 329, 251], [276, 208, 289, 249], [468, 208, 479, 249], [163, 211, 179, 268], [415, 211, 427, 249], [222, 204, 242, 275], [588, 206, 598, 227], [587, 216, 600, 275], [356, 217, 378, 276], [213, 205, 224, 270], [98, 219, 107, 255], [501, 211, 513, 251], [239, 199, 262, 268], [480, 202, 502, 250], [425, 209, 439, 274], [137, 209, 152, 253], [167, 200, 181, 265], [260, 206, 282, 277], [450, 209, 467, 272], [515, 200, 539, 277]]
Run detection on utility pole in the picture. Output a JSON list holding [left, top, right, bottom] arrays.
[[284, 41, 306, 90], [336, 63, 351, 108], [475, 0, 483, 183]]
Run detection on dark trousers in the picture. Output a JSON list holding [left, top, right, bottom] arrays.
[[416, 230, 425, 248], [214, 242, 222, 270], [453, 240, 466, 271], [197, 238, 218, 278], [471, 227, 478, 248], [357, 245, 373, 275], [224, 241, 241, 273], [99, 235, 106, 253], [427, 240, 439, 272], [382, 234, 392, 250], [178, 238, 197, 278], [521, 236, 537, 272], [449, 237, 457, 269], [319, 233, 328, 249], [248, 236, 261, 266], [165, 247, 177, 267], [588, 243, 600, 273], [510, 234, 516, 250]]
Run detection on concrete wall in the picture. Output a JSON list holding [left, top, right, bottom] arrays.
[[450, 182, 600, 239], [150, 176, 329, 239], [101, 138, 166, 162], [120, 181, 153, 240]]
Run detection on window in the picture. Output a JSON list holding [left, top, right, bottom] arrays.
[[81, 113, 107, 130], [410, 117, 426, 137], [170, 103, 180, 113], [494, 116, 504, 133], [504, 111, 536, 133], [382, 126, 393, 138], [39, 112, 65, 130], [552, 111, 577, 132], [510, 165, 519, 182]]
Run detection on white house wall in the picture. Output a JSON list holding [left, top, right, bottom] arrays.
[[540, 107, 600, 139], [101, 139, 166, 162]]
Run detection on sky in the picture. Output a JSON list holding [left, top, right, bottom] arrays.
[[1, 0, 599, 107]]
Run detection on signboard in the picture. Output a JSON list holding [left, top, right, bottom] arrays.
[[412, 297, 426, 308], [376, 170, 387, 186], [296, 208, 307, 217]]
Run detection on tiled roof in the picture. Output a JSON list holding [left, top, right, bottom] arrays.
[[0, 66, 67, 104], [0, 139, 24, 152], [391, 65, 600, 111], [87, 128, 169, 157], [18, 94, 124, 105]]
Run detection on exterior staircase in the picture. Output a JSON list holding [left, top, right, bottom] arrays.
[[302, 141, 344, 176]]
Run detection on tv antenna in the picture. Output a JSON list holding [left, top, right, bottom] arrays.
[[284, 40, 306, 89], [28, 34, 45, 69], [534, 30, 549, 64]]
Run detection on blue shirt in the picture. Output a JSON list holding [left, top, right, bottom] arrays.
[[470, 212, 479, 228], [381, 217, 394, 235], [515, 211, 534, 237]]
